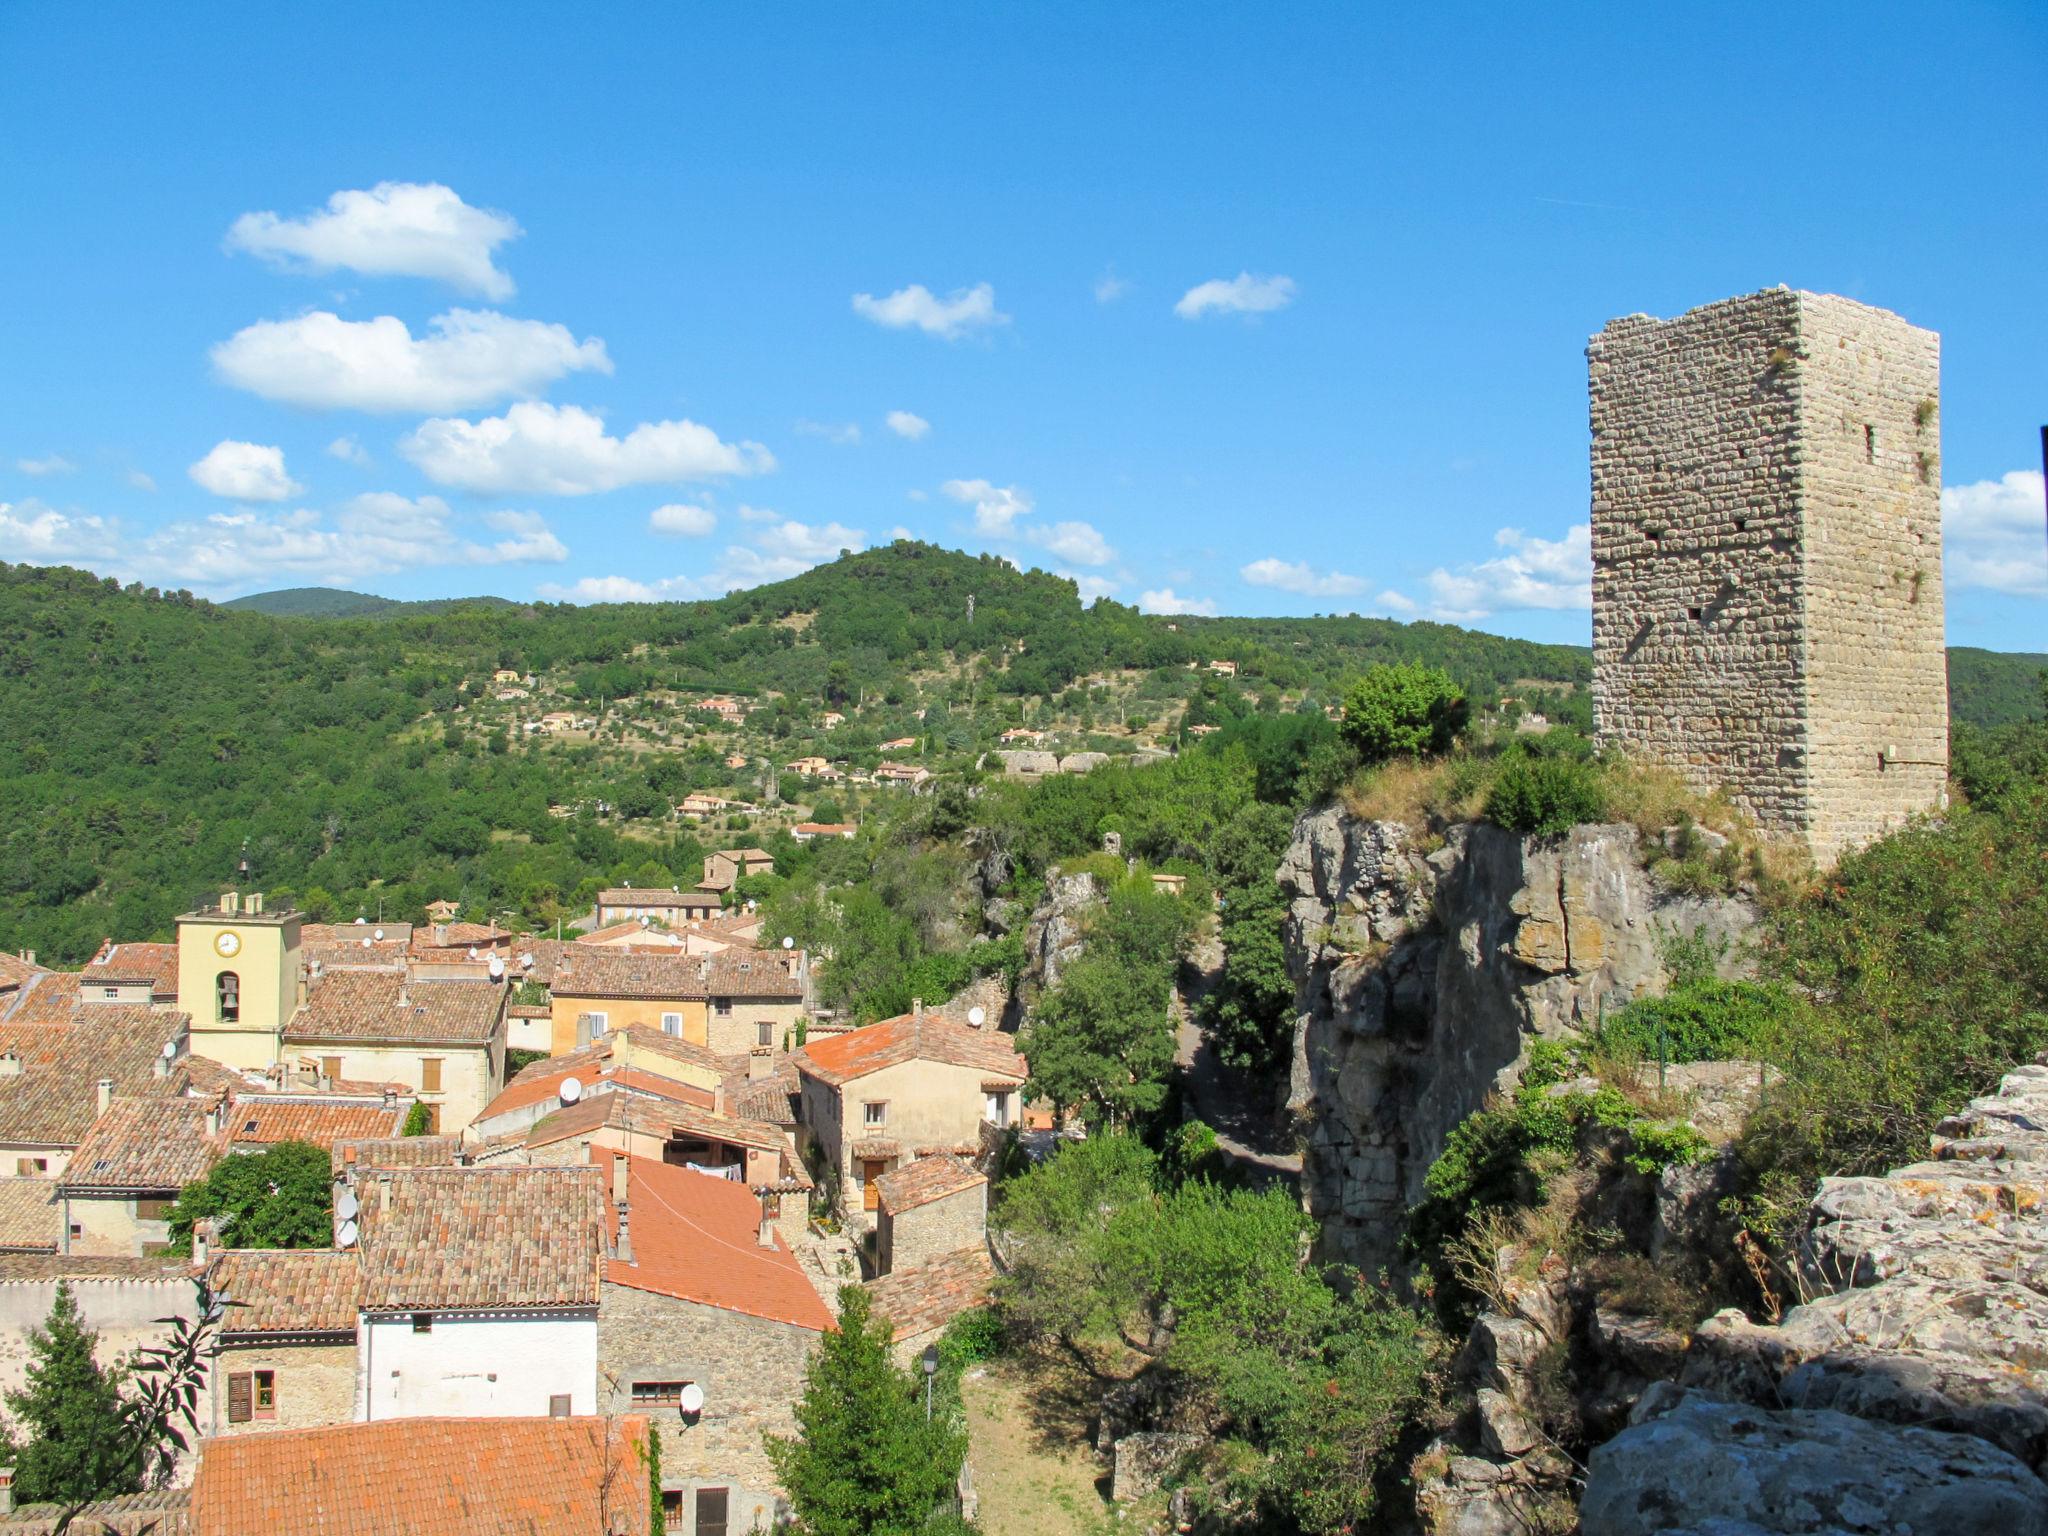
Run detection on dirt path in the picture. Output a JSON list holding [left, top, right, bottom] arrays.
[[961, 1353, 1116, 1536]]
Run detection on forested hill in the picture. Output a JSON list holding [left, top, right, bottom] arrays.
[[223, 587, 518, 619]]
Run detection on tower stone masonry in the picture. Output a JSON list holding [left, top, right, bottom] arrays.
[[1589, 287, 1947, 868]]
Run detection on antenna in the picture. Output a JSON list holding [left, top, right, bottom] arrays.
[[559, 1077, 583, 1104], [335, 1187, 360, 1220]]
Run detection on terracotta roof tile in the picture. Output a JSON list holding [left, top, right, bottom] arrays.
[[0, 1490, 188, 1535], [0, 952, 48, 992], [59, 1095, 225, 1192], [0, 972, 81, 1026], [329, 1134, 466, 1173], [795, 1012, 1026, 1088], [0, 1008, 192, 1147], [548, 949, 707, 1001], [189, 1416, 649, 1536], [299, 923, 414, 949], [877, 1154, 986, 1215], [596, 887, 720, 909], [284, 971, 504, 1046], [0, 1253, 190, 1279], [80, 942, 179, 998], [210, 1248, 359, 1335], [600, 1152, 831, 1331], [526, 1088, 787, 1154], [0, 1177, 58, 1251], [724, 1062, 799, 1127], [226, 1096, 409, 1150], [357, 1165, 605, 1311], [866, 1246, 995, 1340], [481, 1060, 715, 1123]]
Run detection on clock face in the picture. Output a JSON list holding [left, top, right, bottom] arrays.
[[213, 930, 242, 959]]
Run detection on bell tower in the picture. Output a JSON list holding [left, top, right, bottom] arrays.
[[175, 890, 303, 1069]]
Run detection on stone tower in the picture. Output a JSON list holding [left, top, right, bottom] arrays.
[[1588, 288, 1947, 866]]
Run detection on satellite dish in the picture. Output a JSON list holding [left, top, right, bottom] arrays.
[[487, 955, 505, 980], [335, 1187, 359, 1220], [467, 947, 479, 961], [967, 1006, 987, 1028], [161, 1039, 179, 1060], [373, 928, 385, 942], [336, 1219, 359, 1249], [782, 936, 794, 950], [353, 917, 367, 925], [361, 937, 373, 948], [677, 1383, 705, 1415], [559, 1077, 583, 1104]]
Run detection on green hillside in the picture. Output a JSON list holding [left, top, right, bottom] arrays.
[[1949, 646, 2047, 729], [224, 587, 520, 619]]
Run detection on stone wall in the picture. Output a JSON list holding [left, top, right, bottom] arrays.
[[598, 1283, 818, 1534], [1589, 287, 1945, 867], [207, 1338, 355, 1439], [880, 1184, 986, 1276], [1279, 810, 1757, 1273]]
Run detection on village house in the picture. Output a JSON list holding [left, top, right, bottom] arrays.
[[297, 922, 412, 974], [78, 941, 179, 1008], [544, 949, 807, 1059], [575, 920, 688, 950], [595, 886, 722, 927], [790, 822, 857, 843], [0, 952, 45, 1015], [792, 1002, 1025, 1224], [873, 761, 932, 788], [997, 727, 1046, 745], [497, 1091, 792, 1188], [282, 971, 506, 1133], [469, 1028, 726, 1142], [820, 711, 845, 730], [1150, 872, 1189, 898], [677, 793, 756, 820], [783, 755, 831, 778], [0, 1005, 192, 1180], [725, 752, 749, 769], [698, 848, 774, 893], [1206, 659, 1237, 677], [597, 1152, 831, 1536], [186, 1414, 652, 1536], [537, 709, 578, 733], [490, 669, 522, 684], [866, 1246, 998, 1368], [175, 893, 305, 1074], [874, 1155, 986, 1277], [349, 1164, 607, 1421], [204, 1246, 360, 1440], [878, 736, 917, 751]]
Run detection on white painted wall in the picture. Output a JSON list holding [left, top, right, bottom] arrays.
[[356, 1310, 596, 1421]]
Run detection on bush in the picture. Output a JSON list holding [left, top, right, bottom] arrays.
[[1340, 664, 1468, 764], [1485, 754, 1608, 836], [1595, 978, 1798, 1064]]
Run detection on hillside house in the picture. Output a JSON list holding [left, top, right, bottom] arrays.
[[497, 1091, 791, 1188], [874, 1155, 986, 1277], [595, 887, 722, 927], [790, 822, 857, 842], [879, 736, 917, 751], [873, 761, 931, 788], [597, 1152, 831, 1536], [783, 756, 831, 778], [281, 972, 506, 1134], [1150, 872, 1188, 898], [58, 1094, 225, 1256], [820, 712, 845, 730], [544, 949, 807, 1058], [724, 752, 750, 769], [1207, 659, 1237, 677], [471, 1029, 726, 1141], [699, 848, 774, 893], [792, 1002, 1025, 1224], [351, 1164, 606, 1420]]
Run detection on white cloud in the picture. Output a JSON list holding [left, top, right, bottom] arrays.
[[751, 518, 868, 561], [212, 308, 611, 414], [226, 181, 522, 300], [888, 525, 915, 540], [1069, 573, 1121, 603], [852, 283, 1008, 340], [16, 455, 74, 477], [126, 470, 157, 493], [401, 402, 773, 495], [795, 419, 862, 446], [940, 477, 1033, 535], [885, 410, 930, 441], [1241, 557, 1368, 598], [326, 436, 371, 466], [1094, 269, 1131, 304], [1139, 587, 1218, 616], [649, 503, 716, 537], [1031, 519, 1115, 567], [0, 499, 117, 563], [1175, 271, 1297, 320], [539, 574, 661, 603], [736, 504, 780, 524], [188, 440, 301, 502], [1377, 589, 1419, 614], [1427, 524, 1592, 618], [1943, 470, 2048, 596]]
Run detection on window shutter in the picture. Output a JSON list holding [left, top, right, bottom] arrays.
[[226, 1371, 252, 1423], [696, 1488, 729, 1536]]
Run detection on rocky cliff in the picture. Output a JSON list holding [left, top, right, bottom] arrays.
[[1277, 811, 1757, 1272]]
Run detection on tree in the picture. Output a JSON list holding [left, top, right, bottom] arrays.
[[401, 1101, 433, 1137], [766, 1287, 964, 1536], [164, 1141, 332, 1254], [3, 1282, 141, 1504], [1340, 662, 1467, 762]]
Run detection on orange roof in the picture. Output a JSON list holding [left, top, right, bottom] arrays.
[[877, 1154, 986, 1214], [479, 1059, 715, 1122], [866, 1246, 995, 1341], [189, 1416, 650, 1536], [796, 1010, 1026, 1088], [0, 951, 46, 991], [81, 941, 179, 997], [226, 1096, 409, 1149], [599, 1151, 832, 1331], [357, 1165, 606, 1311], [526, 1088, 786, 1154], [210, 1248, 359, 1335]]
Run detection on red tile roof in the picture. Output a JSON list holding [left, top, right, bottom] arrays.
[[226, 1095, 409, 1149], [876, 1154, 986, 1215], [865, 1246, 995, 1341], [59, 1095, 225, 1192], [0, 1008, 192, 1147], [329, 1134, 466, 1173], [795, 1011, 1026, 1088], [189, 1416, 650, 1536], [600, 1152, 831, 1331], [0, 1490, 188, 1535], [210, 1248, 359, 1335], [480, 1057, 715, 1122], [526, 1088, 788, 1155], [596, 887, 720, 910], [285, 971, 504, 1045], [0, 1177, 58, 1251], [80, 941, 179, 998], [356, 1165, 606, 1311], [0, 972, 82, 1025], [548, 949, 708, 1001], [0, 952, 46, 993]]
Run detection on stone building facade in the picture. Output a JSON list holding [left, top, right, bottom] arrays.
[[1588, 287, 1947, 866]]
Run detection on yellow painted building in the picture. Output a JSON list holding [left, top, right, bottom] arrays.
[[175, 893, 303, 1071]]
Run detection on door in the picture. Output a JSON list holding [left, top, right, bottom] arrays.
[[861, 1159, 886, 1211]]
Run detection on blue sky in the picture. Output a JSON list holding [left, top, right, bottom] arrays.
[[2, 1, 2043, 649]]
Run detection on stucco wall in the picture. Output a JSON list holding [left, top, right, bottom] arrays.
[[703, 998, 802, 1057], [550, 998, 707, 1056], [358, 1310, 597, 1419], [65, 1192, 173, 1257], [292, 1040, 498, 1133], [812, 1059, 999, 1223], [598, 1282, 815, 1534]]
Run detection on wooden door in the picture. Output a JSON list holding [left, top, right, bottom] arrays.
[[861, 1159, 885, 1211]]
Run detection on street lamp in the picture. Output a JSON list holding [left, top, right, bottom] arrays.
[[921, 1345, 939, 1420]]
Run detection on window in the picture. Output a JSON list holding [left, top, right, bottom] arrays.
[[589, 1012, 609, 1036], [134, 1196, 173, 1221], [713, 999, 733, 1017], [320, 1056, 342, 1085], [14, 1157, 44, 1176], [412, 1313, 433, 1333], [226, 1371, 252, 1424], [661, 1491, 685, 1532], [756, 1021, 774, 1048], [863, 1101, 887, 1128], [1865, 423, 1877, 462], [420, 1058, 443, 1092], [984, 1091, 1011, 1128], [661, 1012, 683, 1037], [630, 1379, 689, 1406], [548, 1394, 572, 1418], [253, 1369, 276, 1419], [216, 970, 240, 1024], [696, 1488, 729, 1536], [100, 987, 119, 1000], [423, 1103, 441, 1135]]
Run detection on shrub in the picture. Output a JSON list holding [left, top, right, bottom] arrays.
[[1595, 978, 1799, 1064], [1485, 754, 1608, 836], [1340, 664, 1468, 764]]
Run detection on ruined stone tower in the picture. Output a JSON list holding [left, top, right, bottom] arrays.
[[1589, 288, 1947, 866]]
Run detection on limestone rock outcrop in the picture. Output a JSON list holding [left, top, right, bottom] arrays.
[[1278, 811, 1756, 1271]]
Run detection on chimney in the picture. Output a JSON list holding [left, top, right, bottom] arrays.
[[19, 951, 30, 969], [247, 892, 264, 916], [192, 1219, 213, 1266], [382, 1087, 396, 1110], [748, 1046, 772, 1081], [152, 1052, 168, 1081], [203, 1096, 222, 1137], [220, 891, 239, 915], [611, 1153, 629, 1206], [0, 1052, 22, 1079], [0, 1465, 15, 1516], [756, 1189, 777, 1249], [613, 1201, 633, 1265], [397, 983, 409, 1009], [911, 997, 924, 1020], [95, 1078, 112, 1116]]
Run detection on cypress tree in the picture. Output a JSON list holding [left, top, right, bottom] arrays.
[[4, 1281, 142, 1504]]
